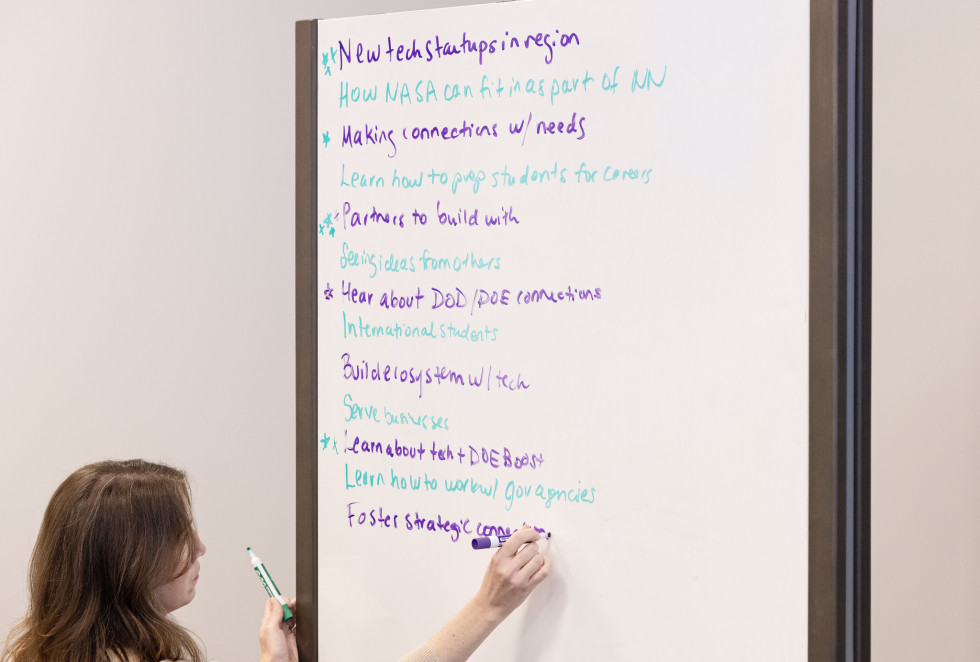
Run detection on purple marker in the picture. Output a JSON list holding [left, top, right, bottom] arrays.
[[471, 531, 552, 550]]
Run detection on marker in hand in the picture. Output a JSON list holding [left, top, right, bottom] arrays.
[[471, 531, 552, 550], [247, 547, 294, 621]]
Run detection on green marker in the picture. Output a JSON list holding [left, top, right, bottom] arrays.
[[247, 547, 294, 621]]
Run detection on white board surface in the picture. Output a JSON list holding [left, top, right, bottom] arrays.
[[312, 1, 809, 659]]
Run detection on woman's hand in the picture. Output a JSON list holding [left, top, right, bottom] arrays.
[[472, 526, 551, 622], [258, 597, 298, 662]]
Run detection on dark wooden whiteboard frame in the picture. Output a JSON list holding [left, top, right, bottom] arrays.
[[295, 17, 318, 662], [809, 0, 872, 660], [295, 1, 872, 659]]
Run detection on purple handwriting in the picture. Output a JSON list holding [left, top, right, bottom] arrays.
[[345, 436, 545, 470], [336, 30, 582, 70], [339, 114, 586, 157], [341, 352, 530, 398], [339, 201, 518, 230], [338, 281, 602, 315], [345, 501, 547, 544]]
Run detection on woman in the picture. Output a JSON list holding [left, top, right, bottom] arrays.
[[2, 460, 550, 662]]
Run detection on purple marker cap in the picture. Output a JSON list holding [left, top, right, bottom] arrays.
[[471, 537, 493, 550]]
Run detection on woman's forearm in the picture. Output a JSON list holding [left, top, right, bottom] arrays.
[[421, 527, 551, 662]]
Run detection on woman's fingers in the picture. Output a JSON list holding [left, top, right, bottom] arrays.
[[514, 547, 547, 584], [511, 540, 539, 564], [496, 527, 548, 585], [264, 596, 283, 621], [498, 526, 540, 556], [259, 597, 299, 662], [525, 552, 551, 586]]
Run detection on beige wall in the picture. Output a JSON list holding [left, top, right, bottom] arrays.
[[2, 1, 978, 660], [872, 1, 980, 660], [0, 2, 476, 662]]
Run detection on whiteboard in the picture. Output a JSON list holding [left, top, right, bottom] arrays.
[[300, 1, 810, 659]]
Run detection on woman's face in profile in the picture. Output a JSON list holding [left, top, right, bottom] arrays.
[[153, 530, 207, 613]]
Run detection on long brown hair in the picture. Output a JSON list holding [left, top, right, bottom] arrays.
[[3, 459, 206, 662]]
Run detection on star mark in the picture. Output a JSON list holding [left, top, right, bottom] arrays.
[[322, 131, 330, 147], [319, 434, 339, 454], [323, 283, 334, 301], [319, 214, 336, 238]]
